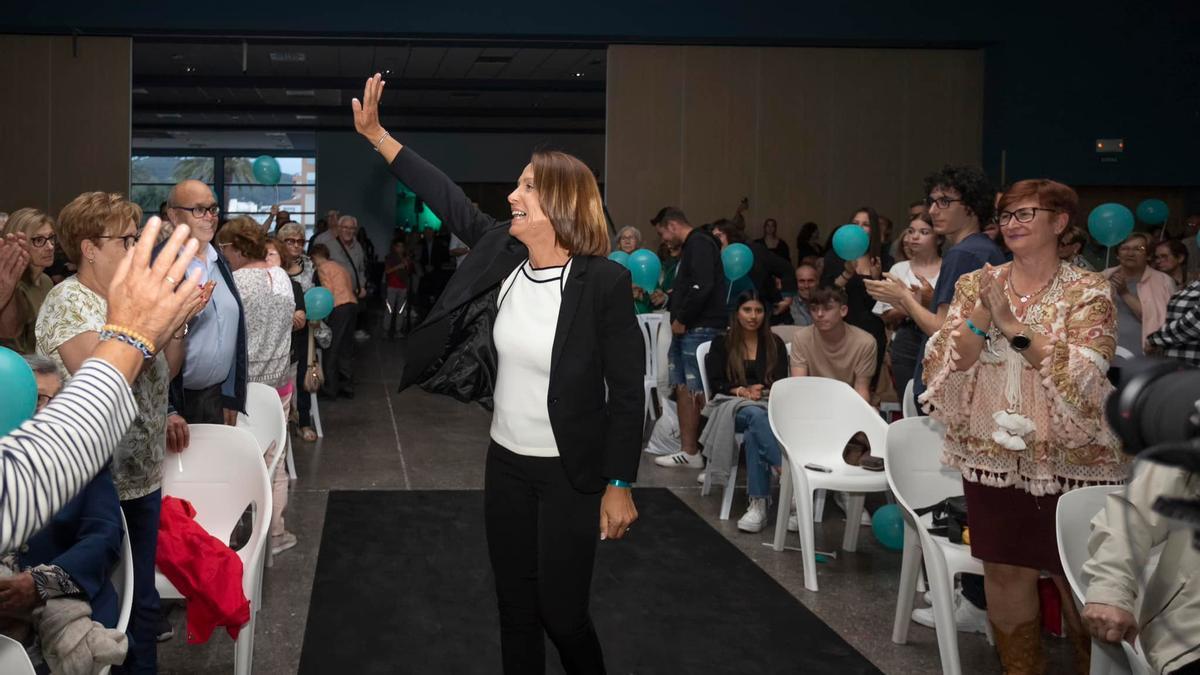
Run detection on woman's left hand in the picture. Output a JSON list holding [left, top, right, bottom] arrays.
[[0, 572, 39, 616], [600, 485, 638, 541], [292, 310, 306, 331], [864, 274, 912, 307]]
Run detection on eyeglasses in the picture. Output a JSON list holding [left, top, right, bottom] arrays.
[[94, 234, 140, 250], [29, 234, 57, 248], [925, 196, 963, 209], [998, 207, 1060, 226], [170, 204, 221, 218], [282, 238, 305, 246], [1118, 245, 1147, 253]]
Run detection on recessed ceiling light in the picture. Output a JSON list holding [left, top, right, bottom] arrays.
[[573, 72, 584, 78], [184, 66, 196, 74], [384, 68, 393, 75]]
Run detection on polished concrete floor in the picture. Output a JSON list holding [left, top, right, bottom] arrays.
[[157, 331, 1075, 674]]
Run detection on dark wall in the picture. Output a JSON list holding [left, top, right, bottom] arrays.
[[5, 1, 1199, 192]]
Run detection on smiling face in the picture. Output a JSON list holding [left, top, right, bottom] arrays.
[[84, 219, 138, 290], [998, 198, 1064, 257], [1117, 236, 1150, 273], [795, 265, 818, 300], [167, 180, 219, 246], [736, 298, 765, 332], [507, 163, 550, 242]]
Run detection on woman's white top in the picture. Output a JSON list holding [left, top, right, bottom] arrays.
[[872, 260, 940, 315], [490, 259, 573, 457]]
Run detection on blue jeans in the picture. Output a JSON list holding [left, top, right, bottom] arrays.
[[668, 327, 723, 393], [736, 406, 782, 499], [116, 489, 162, 675]]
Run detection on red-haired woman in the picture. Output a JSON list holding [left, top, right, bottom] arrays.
[[353, 74, 642, 673], [922, 178, 1129, 672]]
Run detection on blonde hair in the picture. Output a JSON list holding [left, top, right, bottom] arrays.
[[3, 208, 56, 282], [216, 216, 268, 260], [57, 193, 141, 265], [277, 222, 306, 242], [531, 150, 609, 257]]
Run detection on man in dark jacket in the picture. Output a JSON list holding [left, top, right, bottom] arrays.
[[653, 208, 727, 470]]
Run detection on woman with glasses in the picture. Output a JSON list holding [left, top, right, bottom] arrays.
[[1103, 232, 1176, 360], [277, 223, 319, 441], [1153, 238, 1188, 287], [1057, 224, 1095, 271], [34, 192, 190, 675], [922, 179, 1128, 673], [0, 209, 57, 353]]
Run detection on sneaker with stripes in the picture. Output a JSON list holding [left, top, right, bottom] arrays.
[[654, 451, 704, 469]]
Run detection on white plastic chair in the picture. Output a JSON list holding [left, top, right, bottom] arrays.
[[637, 313, 666, 423], [886, 417, 988, 674], [901, 379, 918, 418], [696, 340, 742, 520], [157, 424, 272, 675], [768, 376, 891, 591], [1056, 485, 1153, 675], [238, 382, 290, 567], [0, 634, 34, 675], [310, 350, 325, 439], [98, 510, 135, 675]]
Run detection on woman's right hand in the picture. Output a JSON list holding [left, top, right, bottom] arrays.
[[352, 73, 386, 140], [105, 217, 202, 351]]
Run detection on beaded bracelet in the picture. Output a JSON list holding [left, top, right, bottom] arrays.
[[100, 324, 157, 360]]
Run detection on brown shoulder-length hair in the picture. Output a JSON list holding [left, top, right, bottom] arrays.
[[531, 150, 609, 257], [216, 216, 268, 260]]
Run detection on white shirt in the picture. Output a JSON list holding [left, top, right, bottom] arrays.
[[872, 260, 939, 316], [490, 259, 572, 457]]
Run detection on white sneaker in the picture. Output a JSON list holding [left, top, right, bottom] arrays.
[[696, 471, 706, 484], [911, 589, 989, 634], [654, 451, 704, 469], [737, 498, 769, 533], [833, 492, 873, 526]]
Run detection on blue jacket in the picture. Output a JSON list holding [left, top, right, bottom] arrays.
[[19, 466, 123, 628]]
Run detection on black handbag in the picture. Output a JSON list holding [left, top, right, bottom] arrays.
[[914, 496, 969, 544]]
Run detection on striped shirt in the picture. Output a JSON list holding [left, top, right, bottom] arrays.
[[1, 358, 136, 551]]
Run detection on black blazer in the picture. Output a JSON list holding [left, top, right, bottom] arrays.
[[388, 148, 644, 493]]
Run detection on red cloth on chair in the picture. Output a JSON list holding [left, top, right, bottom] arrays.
[[156, 496, 251, 644]]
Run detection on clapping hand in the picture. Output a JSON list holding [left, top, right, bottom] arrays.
[[975, 264, 1015, 330], [913, 274, 934, 307], [1108, 269, 1129, 297], [105, 216, 203, 350], [864, 273, 913, 308], [0, 235, 31, 302]]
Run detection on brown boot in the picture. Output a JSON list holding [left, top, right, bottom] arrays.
[[990, 618, 1046, 675]]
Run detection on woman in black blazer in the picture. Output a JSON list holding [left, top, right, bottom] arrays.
[[353, 74, 642, 675]]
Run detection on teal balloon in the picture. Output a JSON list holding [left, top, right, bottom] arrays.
[[304, 287, 334, 322], [252, 155, 281, 186], [628, 248, 662, 292], [721, 242, 753, 281], [871, 504, 905, 551], [0, 347, 37, 437], [832, 224, 870, 261], [1136, 199, 1169, 225], [608, 250, 630, 267], [1088, 203, 1135, 247]]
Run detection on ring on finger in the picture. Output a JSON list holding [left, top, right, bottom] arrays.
[[165, 275, 177, 285]]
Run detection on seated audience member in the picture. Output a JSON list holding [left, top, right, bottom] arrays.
[[36, 192, 186, 674], [1146, 279, 1200, 366], [0, 218, 199, 555], [0, 209, 57, 353], [5, 360, 125, 666], [1058, 224, 1095, 271], [790, 263, 818, 327], [216, 220, 298, 556], [615, 225, 666, 314], [795, 222, 824, 262], [700, 291, 788, 533], [1154, 238, 1188, 288], [873, 216, 941, 393], [1104, 232, 1176, 359], [923, 178, 1128, 673], [1082, 461, 1198, 675], [754, 218, 790, 264], [311, 244, 358, 399], [821, 207, 892, 391], [788, 286, 879, 469]]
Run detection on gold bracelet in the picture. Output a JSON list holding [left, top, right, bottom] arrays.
[[102, 324, 158, 355]]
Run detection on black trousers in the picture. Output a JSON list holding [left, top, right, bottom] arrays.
[[484, 441, 606, 675], [322, 303, 358, 395], [181, 382, 224, 424]]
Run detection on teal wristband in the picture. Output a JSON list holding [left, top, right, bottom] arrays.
[[608, 479, 633, 488], [964, 319, 989, 340]]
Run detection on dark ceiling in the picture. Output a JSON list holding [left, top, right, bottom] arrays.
[[132, 40, 607, 136]]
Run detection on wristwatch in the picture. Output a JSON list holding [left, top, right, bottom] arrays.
[[1010, 329, 1032, 352]]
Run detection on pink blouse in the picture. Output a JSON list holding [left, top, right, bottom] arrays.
[[921, 262, 1129, 495]]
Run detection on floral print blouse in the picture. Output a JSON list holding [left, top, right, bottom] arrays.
[[921, 262, 1129, 495]]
